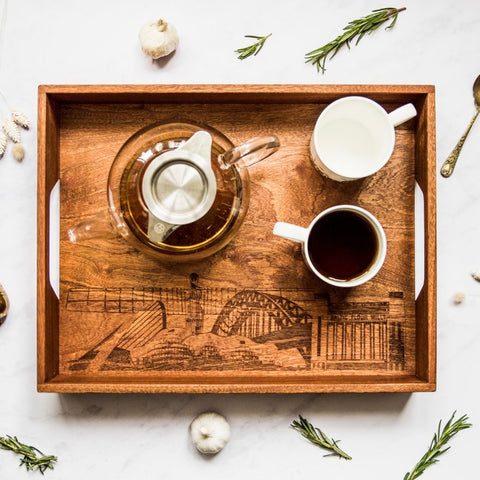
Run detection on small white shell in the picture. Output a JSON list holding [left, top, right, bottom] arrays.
[[453, 292, 466, 304], [12, 143, 25, 162], [2, 118, 20, 143], [190, 412, 231, 454], [0, 131, 7, 157], [139, 18, 179, 59], [472, 270, 480, 282], [11, 110, 30, 129]]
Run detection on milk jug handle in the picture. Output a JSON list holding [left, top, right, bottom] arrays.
[[218, 136, 280, 170]]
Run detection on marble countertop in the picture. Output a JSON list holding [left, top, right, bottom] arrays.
[[1, 0, 479, 478]]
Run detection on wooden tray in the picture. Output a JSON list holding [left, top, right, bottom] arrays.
[[37, 84, 436, 393]]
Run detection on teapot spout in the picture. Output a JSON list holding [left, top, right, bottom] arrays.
[[67, 211, 121, 243]]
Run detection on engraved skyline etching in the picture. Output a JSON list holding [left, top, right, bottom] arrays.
[[64, 274, 406, 374]]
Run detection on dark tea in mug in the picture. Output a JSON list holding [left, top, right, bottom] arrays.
[[307, 210, 379, 281]]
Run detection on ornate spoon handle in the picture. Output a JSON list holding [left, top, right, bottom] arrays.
[[441, 108, 480, 177]]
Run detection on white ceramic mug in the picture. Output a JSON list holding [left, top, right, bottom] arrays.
[[273, 205, 387, 288], [310, 96, 417, 181]]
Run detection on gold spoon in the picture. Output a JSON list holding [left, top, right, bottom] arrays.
[[441, 74, 480, 177], [0, 283, 9, 326]]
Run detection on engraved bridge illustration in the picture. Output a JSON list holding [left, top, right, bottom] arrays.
[[65, 278, 406, 373]]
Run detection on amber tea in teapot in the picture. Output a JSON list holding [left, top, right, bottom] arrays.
[[120, 137, 244, 250]]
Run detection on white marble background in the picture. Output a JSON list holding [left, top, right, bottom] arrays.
[[0, 0, 479, 478]]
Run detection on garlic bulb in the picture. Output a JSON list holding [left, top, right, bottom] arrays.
[[190, 412, 231, 454], [139, 19, 179, 59]]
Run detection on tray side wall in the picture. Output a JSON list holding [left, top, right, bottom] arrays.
[[37, 88, 60, 387], [37, 374, 435, 394], [414, 90, 437, 387], [39, 84, 434, 106]]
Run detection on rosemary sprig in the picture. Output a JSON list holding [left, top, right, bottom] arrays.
[[0, 435, 57, 474], [291, 415, 352, 460], [235, 33, 272, 60], [403, 412, 472, 480], [305, 7, 406, 73]]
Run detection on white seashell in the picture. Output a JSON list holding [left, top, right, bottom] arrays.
[[472, 270, 480, 282], [11, 110, 30, 129], [0, 131, 7, 157], [2, 118, 21, 143], [12, 143, 25, 161], [453, 292, 466, 304]]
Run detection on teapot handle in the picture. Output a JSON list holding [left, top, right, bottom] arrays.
[[218, 136, 280, 170]]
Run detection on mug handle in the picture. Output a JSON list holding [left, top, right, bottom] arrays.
[[388, 103, 417, 127], [273, 222, 308, 243], [219, 136, 280, 170]]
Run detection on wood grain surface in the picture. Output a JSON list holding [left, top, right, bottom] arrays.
[[37, 85, 436, 393]]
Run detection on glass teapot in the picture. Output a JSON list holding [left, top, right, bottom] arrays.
[[68, 121, 279, 261]]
